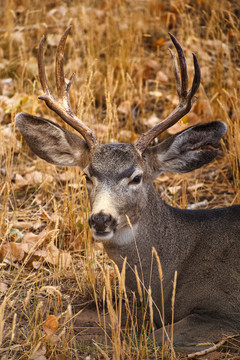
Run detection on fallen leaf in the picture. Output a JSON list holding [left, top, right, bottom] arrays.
[[11, 221, 35, 230], [49, 214, 63, 225], [166, 94, 179, 106], [0, 242, 27, 262], [14, 169, 53, 190], [10, 31, 25, 45], [43, 315, 59, 337], [168, 186, 181, 195], [0, 108, 5, 123], [34, 249, 48, 258], [33, 193, 44, 205], [117, 100, 131, 115], [24, 165, 36, 173], [156, 71, 168, 83], [14, 173, 28, 188], [187, 183, 204, 192], [0, 244, 10, 262], [55, 354, 66, 360], [58, 170, 76, 182], [39, 286, 62, 297], [0, 283, 8, 293], [9, 242, 27, 261], [45, 243, 72, 269], [0, 78, 15, 96], [0, 125, 19, 156], [3, 258, 19, 268], [32, 261, 41, 269], [157, 174, 169, 182], [22, 232, 41, 251], [146, 113, 161, 128], [152, 37, 165, 47], [30, 346, 47, 360], [117, 129, 138, 143], [46, 34, 62, 47], [47, 334, 59, 345], [135, 59, 160, 81], [149, 90, 163, 98], [24, 171, 43, 185], [144, 59, 160, 71]]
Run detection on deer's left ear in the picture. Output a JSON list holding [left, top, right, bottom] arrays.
[[144, 121, 227, 177], [15, 112, 91, 169]]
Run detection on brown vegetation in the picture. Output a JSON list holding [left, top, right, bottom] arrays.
[[0, 0, 239, 358]]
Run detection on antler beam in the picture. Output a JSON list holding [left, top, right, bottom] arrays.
[[38, 26, 98, 150], [135, 33, 201, 154]]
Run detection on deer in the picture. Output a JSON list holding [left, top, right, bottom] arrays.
[[15, 27, 240, 353]]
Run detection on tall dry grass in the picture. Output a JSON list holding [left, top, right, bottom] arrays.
[[0, 0, 239, 358]]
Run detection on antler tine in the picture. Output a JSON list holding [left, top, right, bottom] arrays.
[[189, 53, 201, 98], [135, 34, 201, 154], [56, 26, 71, 98], [38, 27, 98, 150], [169, 48, 181, 97], [38, 35, 51, 95], [169, 33, 188, 96]]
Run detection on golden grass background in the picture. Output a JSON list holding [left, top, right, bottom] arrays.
[[0, 0, 239, 358]]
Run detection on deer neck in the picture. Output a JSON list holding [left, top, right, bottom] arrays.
[[101, 182, 198, 277], [102, 182, 168, 267]]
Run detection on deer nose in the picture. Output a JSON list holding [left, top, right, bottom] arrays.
[[89, 212, 113, 232]]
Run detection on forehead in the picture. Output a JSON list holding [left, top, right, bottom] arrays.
[[88, 143, 142, 179]]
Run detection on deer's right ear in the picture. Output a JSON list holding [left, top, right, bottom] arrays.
[[15, 113, 91, 169], [144, 121, 227, 177]]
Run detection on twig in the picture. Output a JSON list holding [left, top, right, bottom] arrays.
[[187, 334, 240, 358]]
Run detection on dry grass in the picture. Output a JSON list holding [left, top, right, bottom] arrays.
[[0, 0, 240, 358]]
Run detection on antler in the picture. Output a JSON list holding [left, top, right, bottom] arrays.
[[135, 33, 201, 154], [38, 26, 98, 150]]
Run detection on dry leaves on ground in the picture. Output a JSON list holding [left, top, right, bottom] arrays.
[[30, 346, 47, 360], [43, 314, 59, 341], [0, 231, 72, 270]]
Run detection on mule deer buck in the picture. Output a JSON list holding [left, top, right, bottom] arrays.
[[15, 27, 240, 352]]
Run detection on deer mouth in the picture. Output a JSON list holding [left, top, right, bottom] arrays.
[[88, 211, 117, 241], [92, 229, 114, 241]]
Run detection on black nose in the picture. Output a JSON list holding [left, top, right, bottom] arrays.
[[89, 212, 113, 232]]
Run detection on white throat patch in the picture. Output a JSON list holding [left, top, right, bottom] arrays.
[[92, 223, 138, 245], [113, 223, 138, 245]]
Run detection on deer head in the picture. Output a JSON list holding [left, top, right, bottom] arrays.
[[15, 27, 226, 242]]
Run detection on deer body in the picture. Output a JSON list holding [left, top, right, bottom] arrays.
[[86, 143, 240, 347], [103, 184, 240, 351], [104, 194, 240, 326], [15, 28, 240, 352]]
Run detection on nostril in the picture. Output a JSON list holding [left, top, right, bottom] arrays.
[[103, 214, 112, 224], [93, 214, 104, 226], [89, 212, 113, 231]]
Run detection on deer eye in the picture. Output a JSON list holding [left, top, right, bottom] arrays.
[[129, 175, 142, 185], [84, 174, 92, 184]]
